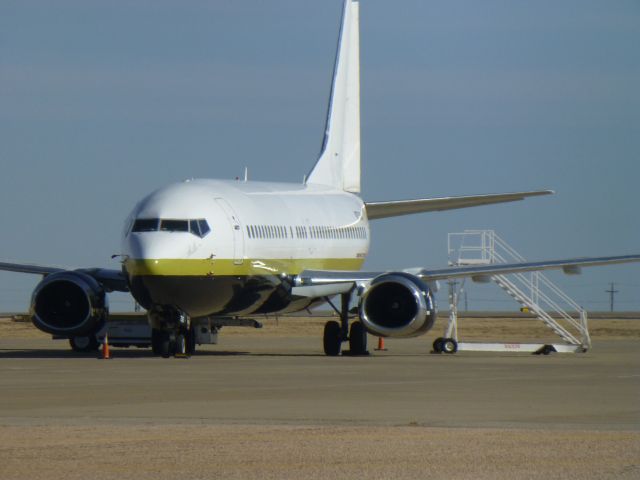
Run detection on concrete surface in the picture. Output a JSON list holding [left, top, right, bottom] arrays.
[[0, 318, 638, 479]]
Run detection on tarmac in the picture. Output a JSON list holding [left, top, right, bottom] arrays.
[[0, 318, 639, 479]]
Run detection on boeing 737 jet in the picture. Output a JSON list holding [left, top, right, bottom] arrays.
[[1, 0, 638, 357]]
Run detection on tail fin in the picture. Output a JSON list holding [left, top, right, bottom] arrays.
[[306, 0, 360, 193]]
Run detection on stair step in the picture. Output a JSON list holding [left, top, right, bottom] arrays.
[[449, 230, 590, 349], [494, 278, 583, 346]]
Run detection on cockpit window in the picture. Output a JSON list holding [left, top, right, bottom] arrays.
[[160, 219, 189, 232], [197, 219, 211, 237], [188, 219, 211, 238], [132, 218, 159, 232], [131, 217, 210, 238]]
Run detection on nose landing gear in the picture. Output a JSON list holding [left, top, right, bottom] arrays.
[[149, 308, 196, 358], [151, 328, 196, 358]]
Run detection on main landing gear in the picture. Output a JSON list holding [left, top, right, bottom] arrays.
[[322, 291, 369, 357], [432, 337, 458, 354]]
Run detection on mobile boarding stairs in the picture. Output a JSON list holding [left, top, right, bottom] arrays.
[[440, 230, 590, 354]]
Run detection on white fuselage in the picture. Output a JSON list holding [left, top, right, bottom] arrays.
[[121, 179, 370, 317]]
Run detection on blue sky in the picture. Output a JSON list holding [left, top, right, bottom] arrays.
[[0, 0, 638, 312]]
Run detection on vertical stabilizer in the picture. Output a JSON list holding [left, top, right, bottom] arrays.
[[306, 0, 360, 193]]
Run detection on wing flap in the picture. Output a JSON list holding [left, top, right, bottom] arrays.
[[365, 190, 553, 220]]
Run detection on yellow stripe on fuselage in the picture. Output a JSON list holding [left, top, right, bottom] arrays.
[[124, 257, 365, 277]]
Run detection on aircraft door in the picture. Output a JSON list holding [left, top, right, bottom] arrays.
[[215, 198, 245, 265]]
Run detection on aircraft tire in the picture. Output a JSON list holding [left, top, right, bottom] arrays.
[[323, 320, 342, 356], [442, 338, 458, 354], [151, 329, 163, 356], [432, 337, 444, 353], [175, 334, 188, 358], [186, 327, 196, 355], [159, 333, 173, 358], [349, 321, 368, 355], [69, 335, 99, 353]]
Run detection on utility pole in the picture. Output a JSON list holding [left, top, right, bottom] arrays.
[[605, 282, 619, 312]]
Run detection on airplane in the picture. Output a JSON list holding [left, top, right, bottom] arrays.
[[1, 0, 638, 358]]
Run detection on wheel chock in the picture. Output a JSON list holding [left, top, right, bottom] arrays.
[[533, 344, 557, 355]]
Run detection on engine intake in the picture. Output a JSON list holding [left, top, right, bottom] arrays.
[[31, 271, 108, 336], [359, 272, 436, 338]]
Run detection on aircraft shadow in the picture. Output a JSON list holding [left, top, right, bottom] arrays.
[[0, 348, 327, 359]]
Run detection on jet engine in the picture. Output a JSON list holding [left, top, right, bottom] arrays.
[[31, 271, 108, 336], [359, 272, 436, 338]]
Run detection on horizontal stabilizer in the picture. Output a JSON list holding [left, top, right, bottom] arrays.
[[365, 190, 553, 220]]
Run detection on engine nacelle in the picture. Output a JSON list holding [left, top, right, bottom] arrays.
[[359, 272, 436, 338], [30, 271, 108, 336]]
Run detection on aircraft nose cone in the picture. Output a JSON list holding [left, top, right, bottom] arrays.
[[128, 258, 163, 276], [123, 234, 190, 277]]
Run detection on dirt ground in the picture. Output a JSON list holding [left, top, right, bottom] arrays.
[[1, 425, 638, 480], [3, 312, 639, 340]]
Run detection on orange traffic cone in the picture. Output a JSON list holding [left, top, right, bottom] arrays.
[[101, 334, 111, 359], [375, 337, 387, 351]]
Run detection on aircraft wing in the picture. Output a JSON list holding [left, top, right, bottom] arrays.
[[0, 261, 128, 292], [294, 254, 640, 287], [365, 190, 553, 220], [0, 261, 66, 276]]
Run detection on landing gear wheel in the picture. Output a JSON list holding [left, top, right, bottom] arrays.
[[348, 321, 368, 356], [185, 328, 196, 356], [69, 335, 99, 353], [323, 320, 342, 356], [151, 329, 164, 356], [159, 333, 173, 358], [442, 338, 458, 354], [175, 334, 188, 358], [432, 337, 444, 353]]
